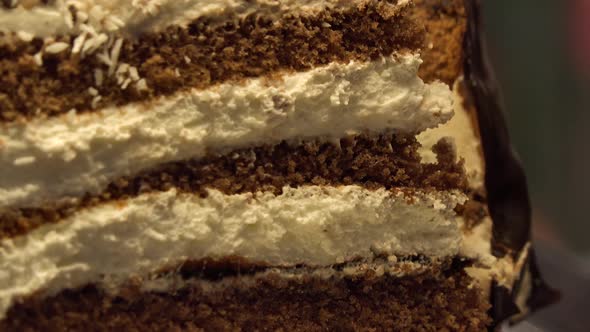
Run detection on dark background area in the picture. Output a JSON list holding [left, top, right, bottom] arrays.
[[483, 1, 590, 331], [484, 1, 589, 253]]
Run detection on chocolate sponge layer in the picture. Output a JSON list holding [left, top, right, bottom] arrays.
[[0, 1, 423, 122], [1, 260, 491, 331]]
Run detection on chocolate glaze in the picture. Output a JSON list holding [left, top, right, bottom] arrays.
[[462, 0, 559, 328]]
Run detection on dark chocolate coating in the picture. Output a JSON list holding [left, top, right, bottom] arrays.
[[462, 0, 559, 328]]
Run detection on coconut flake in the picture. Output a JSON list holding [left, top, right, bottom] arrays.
[[94, 33, 109, 49], [116, 63, 130, 75], [105, 15, 125, 32], [80, 23, 98, 36], [89, 5, 106, 22], [96, 51, 112, 66], [66, 108, 78, 123], [33, 52, 43, 66], [121, 78, 132, 90], [94, 69, 104, 87], [71, 33, 87, 54], [109, 15, 125, 28], [88, 87, 99, 96], [13, 156, 36, 166], [91, 95, 102, 109], [136, 78, 148, 91], [46, 42, 70, 54], [16, 31, 34, 42], [77, 11, 89, 23], [129, 66, 140, 81], [64, 10, 75, 29], [109, 38, 124, 76]]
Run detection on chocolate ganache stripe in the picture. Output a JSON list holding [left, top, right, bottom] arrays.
[[0, 134, 467, 240], [0, 1, 423, 122], [1, 259, 490, 331], [153, 255, 449, 282], [462, 0, 559, 327]]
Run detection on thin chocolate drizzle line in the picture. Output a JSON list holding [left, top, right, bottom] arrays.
[[462, 0, 559, 328]]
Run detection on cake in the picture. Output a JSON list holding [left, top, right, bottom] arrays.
[[0, 0, 556, 330]]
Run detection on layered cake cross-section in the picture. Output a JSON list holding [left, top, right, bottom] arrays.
[[0, 0, 556, 330]]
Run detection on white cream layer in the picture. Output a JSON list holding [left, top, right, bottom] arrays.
[[0, 0, 409, 38], [0, 54, 454, 208], [0, 185, 465, 319]]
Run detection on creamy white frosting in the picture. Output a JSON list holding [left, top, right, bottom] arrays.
[[417, 78, 485, 189], [0, 55, 454, 208], [459, 216, 532, 300], [0, 0, 408, 38], [0, 185, 465, 319]]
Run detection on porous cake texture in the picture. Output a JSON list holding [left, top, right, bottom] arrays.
[[0, 0, 555, 330]]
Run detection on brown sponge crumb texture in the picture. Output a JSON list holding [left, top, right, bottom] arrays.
[[2, 264, 491, 331], [0, 0, 469, 122], [0, 134, 467, 240], [410, 0, 468, 84], [0, 2, 423, 122]]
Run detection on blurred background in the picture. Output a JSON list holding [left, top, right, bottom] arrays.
[[484, 0, 589, 331]]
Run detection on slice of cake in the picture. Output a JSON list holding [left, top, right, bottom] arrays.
[[0, 0, 556, 330]]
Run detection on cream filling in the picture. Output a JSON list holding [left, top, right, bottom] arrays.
[[0, 185, 465, 319], [0, 0, 409, 38], [418, 78, 484, 189], [460, 216, 532, 299], [0, 54, 454, 208]]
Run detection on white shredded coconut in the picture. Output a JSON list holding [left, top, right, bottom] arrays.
[[116, 63, 130, 75], [45, 42, 70, 54], [88, 87, 99, 96], [76, 11, 89, 23], [71, 33, 87, 54], [104, 15, 125, 32], [13, 156, 36, 166], [65, 108, 78, 123], [16, 31, 34, 42], [96, 51, 112, 66], [80, 23, 98, 37], [94, 69, 104, 87], [33, 52, 43, 66], [77, 29, 108, 56], [136, 78, 148, 91], [133, 0, 161, 15], [121, 78, 132, 90], [109, 15, 125, 28], [91, 95, 102, 109], [64, 9, 75, 29], [129, 66, 140, 81], [89, 5, 106, 23], [109, 38, 124, 76]]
